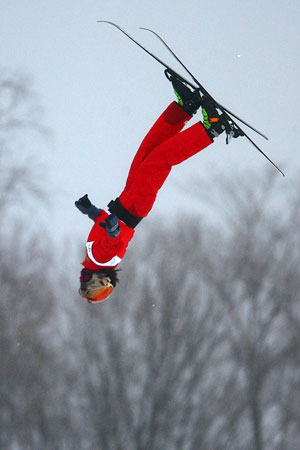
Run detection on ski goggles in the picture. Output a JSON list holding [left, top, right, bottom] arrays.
[[80, 268, 94, 283]]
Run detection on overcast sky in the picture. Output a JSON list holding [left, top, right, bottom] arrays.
[[1, 0, 300, 243]]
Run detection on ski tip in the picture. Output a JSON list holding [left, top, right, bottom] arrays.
[[97, 20, 119, 27], [98, 21, 125, 33]]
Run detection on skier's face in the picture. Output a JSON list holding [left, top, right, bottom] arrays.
[[79, 269, 114, 303]]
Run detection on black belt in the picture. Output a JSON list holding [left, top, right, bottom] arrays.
[[107, 198, 143, 229]]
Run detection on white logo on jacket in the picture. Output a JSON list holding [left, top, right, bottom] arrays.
[[86, 241, 122, 267]]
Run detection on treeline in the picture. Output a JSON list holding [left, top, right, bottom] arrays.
[[1, 172, 300, 450]]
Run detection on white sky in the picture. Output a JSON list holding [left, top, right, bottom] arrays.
[[1, 0, 300, 243]]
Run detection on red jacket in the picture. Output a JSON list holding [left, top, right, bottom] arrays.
[[82, 209, 134, 270]]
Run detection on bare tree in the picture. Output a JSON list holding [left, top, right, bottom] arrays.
[[0, 69, 56, 450], [187, 170, 300, 449], [0, 70, 49, 217]]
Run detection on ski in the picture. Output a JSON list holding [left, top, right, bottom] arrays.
[[140, 27, 268, 140], [98, 21, 284, 177], [98, 21, 265, 137]]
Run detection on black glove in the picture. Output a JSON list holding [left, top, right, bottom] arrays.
[[75, 194, 101, 220], [101, 214, 120, 238]]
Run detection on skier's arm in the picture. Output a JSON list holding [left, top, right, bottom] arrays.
[[91, 229, 127, 263]]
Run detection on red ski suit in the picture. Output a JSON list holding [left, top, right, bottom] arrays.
[[82, 102, 212, 271]]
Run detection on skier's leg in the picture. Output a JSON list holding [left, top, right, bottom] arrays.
[[124, 73, 202, 191], [119, 121, 212, 217], [123, 102, 191, 191]]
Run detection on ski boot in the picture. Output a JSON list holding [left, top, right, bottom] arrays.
[[165, 69, 201, 115], [201, 96, 243, 141]]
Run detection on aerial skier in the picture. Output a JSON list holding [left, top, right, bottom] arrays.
[[76, 72, 242, 303]]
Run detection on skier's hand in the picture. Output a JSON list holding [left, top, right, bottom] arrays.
[[75, 194, 101, 220], [104, 214, 120, 238], [75, 194, 91, 212]]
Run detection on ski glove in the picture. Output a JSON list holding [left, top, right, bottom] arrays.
[[75, 194, 101, 220], [100, 214, 120, 238]]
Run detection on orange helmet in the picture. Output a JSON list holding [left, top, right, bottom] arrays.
[[79, 269, 115, 303]]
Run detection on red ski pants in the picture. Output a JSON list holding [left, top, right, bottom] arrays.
[[119, 102, 212, 218]]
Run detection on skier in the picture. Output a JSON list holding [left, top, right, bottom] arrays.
[[76, 72, 241, 303]]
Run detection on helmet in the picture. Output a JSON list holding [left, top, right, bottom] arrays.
[[79, 269, 114, 303]]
